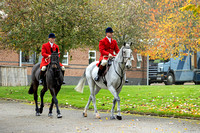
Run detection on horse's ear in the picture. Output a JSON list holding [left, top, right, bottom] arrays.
[[56, 48, 58, 53], [51, 48, 53, 53], [124, 42, 126, 46]]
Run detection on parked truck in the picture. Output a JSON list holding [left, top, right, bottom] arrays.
[[149, 51, 200, 85]]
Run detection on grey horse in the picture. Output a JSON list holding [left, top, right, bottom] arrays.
[[75, 42, 134, 120]]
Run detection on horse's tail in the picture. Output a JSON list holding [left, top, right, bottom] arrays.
[[28, 83, 34, 94], [74, 71, 86, 93]]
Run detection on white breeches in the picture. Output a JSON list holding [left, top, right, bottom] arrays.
[[101, 59, 107, 66], [41, 66, 65, 71], [41, 66, 46, 71], [61, 66, 65, 71]]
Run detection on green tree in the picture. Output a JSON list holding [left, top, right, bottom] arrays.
[[0, 0, 92, 62], [83, 0, 148, 48], [1, 0, 148, 63]]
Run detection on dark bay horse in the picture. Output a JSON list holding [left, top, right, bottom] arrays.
[[28, 48, 63, 118]]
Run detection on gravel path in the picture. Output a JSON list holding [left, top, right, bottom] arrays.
[[0, 100, 199, 133]]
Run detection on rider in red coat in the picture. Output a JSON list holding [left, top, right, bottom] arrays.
[[94, 27, 120, 81], [39, 33, 65, 84]]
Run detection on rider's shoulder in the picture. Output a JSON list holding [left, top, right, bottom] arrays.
[[112, 39, 117, 42], [43, 42, 49, 46], [100, 37, 106, 42], [54, 43, 59, 48], [112, 39, 117, 44]]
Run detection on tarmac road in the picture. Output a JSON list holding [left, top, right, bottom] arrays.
[[0, 100, 199, 133]]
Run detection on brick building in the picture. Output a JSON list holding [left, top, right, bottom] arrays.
[[0, 47, 147, 85]]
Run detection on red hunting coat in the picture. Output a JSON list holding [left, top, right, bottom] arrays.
[[97, 37, 120, 66], [40, 42, 63, 69]]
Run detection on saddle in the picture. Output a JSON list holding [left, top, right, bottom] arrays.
[[102, 59, 114, 86]]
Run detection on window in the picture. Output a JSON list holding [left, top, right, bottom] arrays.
[[89, 50, 96, 64], [62, 51, 68, 65], [137, 54, 142, 68], [38, 51, 68, 65], [21, 51, 35, 64]]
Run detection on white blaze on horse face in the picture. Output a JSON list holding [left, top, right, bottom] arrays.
[[126, 60, 132, 69], [124, 49, 132, 69], [123, 49, 131, 60]]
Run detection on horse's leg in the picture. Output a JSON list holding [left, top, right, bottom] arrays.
[[83, 85, 100, 117], [55, 86, 62, 118], [116, 87, 123, 120], [48, 98, 54, 117], [39, 86, 48, 114], [49, 87, 62, 118], [88, 79, 100, 119], [110, 98, 117, 120], [33, 82, 40, 116], [83, 96, 92, 117], [108, 85, 122, 120]]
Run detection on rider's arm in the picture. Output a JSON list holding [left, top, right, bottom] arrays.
[[99, 40, 109, 56], [41, 44, 50, 58], [56, 45, 61, 57]]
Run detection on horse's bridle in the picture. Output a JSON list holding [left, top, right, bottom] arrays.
[[113, 46, 132, 90], [48, 53, 61, 71], [121, 47, 133, 63]]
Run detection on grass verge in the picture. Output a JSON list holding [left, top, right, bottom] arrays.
[[0, 85, 199, 119]]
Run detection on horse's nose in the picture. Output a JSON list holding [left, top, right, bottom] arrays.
[[126, 64, 130, 68], [126, 63, 132, 69]]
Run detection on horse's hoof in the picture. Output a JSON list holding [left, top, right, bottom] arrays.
[[39, 108, 43, 114], [110, 116, 116, 120], [95, 113, 101, 119], [36, 113, 40, 116], [48, 113, 53, 117], [116, 115, 122, 120], [83, 112, 87, 117], [57, 114, 62, 118]]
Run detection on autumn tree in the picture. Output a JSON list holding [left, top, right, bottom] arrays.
[[141, 0, 200, 60], [180, 1, 200, 17]]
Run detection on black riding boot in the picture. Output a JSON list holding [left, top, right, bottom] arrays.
[[39, 71, 45, 85], [94, 65, 104, 81], [62, 70, 66, 84]]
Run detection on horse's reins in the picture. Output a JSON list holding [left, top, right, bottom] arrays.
[[45, 58, 50, 63], [102, 47, 130, 90], [113, 47, 130, 90], [113, 60, 124, 90], [47, 53, 61, 71]]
